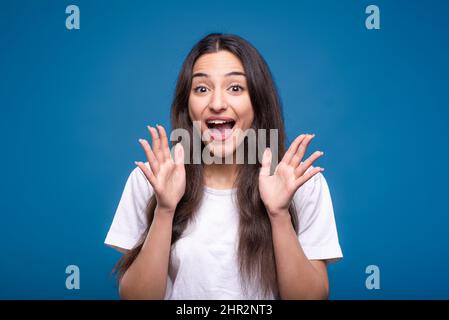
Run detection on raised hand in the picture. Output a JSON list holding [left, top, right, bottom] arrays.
[[135, 125, 186, 213], [258, 134, 324, 218]]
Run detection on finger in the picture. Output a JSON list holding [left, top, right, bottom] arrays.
[[148, 125, 163, 162], [295, 166, 324, 188], [291, 133, 315, 167], [138, 138, 160, 174], [281, 134, 306, 165], [174, 143, 185, 166], [259, 148, 272, 177], [134, 161, 157, 187], [156, 125, 171, 161], [295, 150, 324, 177]]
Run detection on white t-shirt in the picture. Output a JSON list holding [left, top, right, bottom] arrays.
[[105, 163, 343, 299]]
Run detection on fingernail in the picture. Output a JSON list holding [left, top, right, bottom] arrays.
[[311, 133, 315, 137], [320, 167, 325, 172], [138, 138, 143, 143], [134, 161, 139, 165], [321, 151, 324, 156], [147, 125, 152, 130]]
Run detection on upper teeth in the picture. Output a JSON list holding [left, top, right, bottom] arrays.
[[207, 120, 230, 124]]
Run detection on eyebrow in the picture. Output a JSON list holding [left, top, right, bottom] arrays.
[[192, 71, 246, 79]]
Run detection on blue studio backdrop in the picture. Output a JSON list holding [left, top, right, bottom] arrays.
[[1, 0, 448, 299]]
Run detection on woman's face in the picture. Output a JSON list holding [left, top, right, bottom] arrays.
[[188, 50, 254, 160]]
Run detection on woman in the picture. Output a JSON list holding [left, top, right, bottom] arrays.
[[105, 33, 343, 300]]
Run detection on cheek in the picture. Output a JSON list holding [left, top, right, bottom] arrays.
[[233, 96, 254, 127], [188, 95, 203, 121]]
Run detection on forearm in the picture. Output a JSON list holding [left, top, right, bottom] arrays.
[[269, 211, 328, 300], [119, 206, 174, 300]]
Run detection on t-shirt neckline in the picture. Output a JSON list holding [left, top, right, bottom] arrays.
[[203, 185, 237, 196]]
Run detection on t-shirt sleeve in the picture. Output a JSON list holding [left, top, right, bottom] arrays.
[[293, 166, 343, 263], [104, 163, 154, 251]]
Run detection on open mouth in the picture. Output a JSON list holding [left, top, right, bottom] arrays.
[[205, 117, 236, 141]]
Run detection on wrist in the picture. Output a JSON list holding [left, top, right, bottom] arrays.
[[266, 205, 289, 216], [267, 208, 291, 223], [155, 205, 176, 219]]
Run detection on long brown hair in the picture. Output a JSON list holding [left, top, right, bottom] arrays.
[[114, 33, 298, 299]]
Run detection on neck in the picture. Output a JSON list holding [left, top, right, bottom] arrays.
[[203, 163, 239, 190]]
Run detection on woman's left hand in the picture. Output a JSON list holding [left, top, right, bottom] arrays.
[[259, 134, 324, 219]]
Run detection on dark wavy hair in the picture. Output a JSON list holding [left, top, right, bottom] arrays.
[[114, 33, 298, 299]]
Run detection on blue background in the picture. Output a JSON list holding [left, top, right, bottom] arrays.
[[1, 0, 448, 299]]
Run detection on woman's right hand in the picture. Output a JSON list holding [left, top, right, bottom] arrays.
[[135, 125, 186, 214]]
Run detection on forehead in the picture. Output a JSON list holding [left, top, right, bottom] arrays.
[[192, 51, 244, 74]]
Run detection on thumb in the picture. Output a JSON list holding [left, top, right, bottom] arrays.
[[174, 143, 185, 166], [259, 148, 272, 177]]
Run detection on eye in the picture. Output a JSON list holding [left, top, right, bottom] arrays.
[[193, 86, 209, 94], [228, 84, 244, 93]]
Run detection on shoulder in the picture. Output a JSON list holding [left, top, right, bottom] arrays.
[[127, 162, 154, 194], [293, 165, 328, 207], [116, 162, 155, 207], [104, 163, 154, 251], [291, 165, 335, 224], [292, 166, 343, 261]]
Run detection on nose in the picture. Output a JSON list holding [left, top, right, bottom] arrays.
[[208, 89, 228, 112]]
